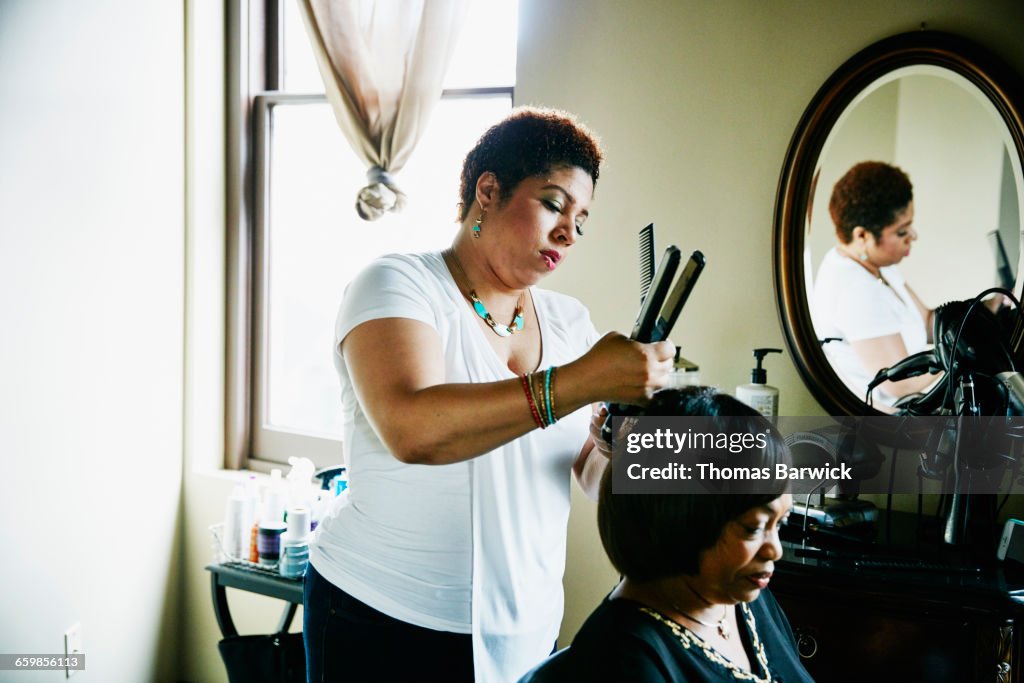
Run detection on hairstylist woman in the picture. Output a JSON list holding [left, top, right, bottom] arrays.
[[303, 107, 676, 683], [812, 161, 937, 408]]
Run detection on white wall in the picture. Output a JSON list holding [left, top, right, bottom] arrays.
[[898, 74, 1010, 302], [0, 1, 184, 681]]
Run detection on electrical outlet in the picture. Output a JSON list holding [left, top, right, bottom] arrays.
[[64, 623, 82, 678]]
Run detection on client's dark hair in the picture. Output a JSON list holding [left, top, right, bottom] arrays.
[[597, 386, 789, 582], [457, 106, 604, 222]]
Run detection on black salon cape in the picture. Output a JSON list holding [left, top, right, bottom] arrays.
[[564, 590, 815, 682]]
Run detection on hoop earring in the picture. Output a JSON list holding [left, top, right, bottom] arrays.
[[472, 209, 486, 238]]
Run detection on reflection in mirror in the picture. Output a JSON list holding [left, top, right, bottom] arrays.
[[806, 70, 1024, 409], [810, 163, 937, 410], [807, 66, 1023, 310], [773, 31, 1024, 416]]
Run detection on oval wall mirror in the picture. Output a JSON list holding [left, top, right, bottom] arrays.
[[774, 30, 1024, 416]]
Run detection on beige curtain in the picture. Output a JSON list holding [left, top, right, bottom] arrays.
[[299, 0, 470, 220]]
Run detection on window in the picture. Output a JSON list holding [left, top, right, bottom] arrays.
[[228, 1, 518, 469]]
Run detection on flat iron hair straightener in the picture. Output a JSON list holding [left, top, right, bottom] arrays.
[[601, 225, 706, 441], [631, 245, 705, 344]]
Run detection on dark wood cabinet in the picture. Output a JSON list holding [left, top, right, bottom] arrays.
[[773, 515, 1023, 682]]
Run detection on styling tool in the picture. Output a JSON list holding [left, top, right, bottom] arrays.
[[639, 223, 655, 304], [643, 251, 705, 343], [632, 246, 681, 342], [1008, 231, 1024, 365], [631, 248, 706, 343], [989, 230, 1015, 292], [601, 242, 707, 441]]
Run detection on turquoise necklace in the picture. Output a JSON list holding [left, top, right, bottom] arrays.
[[445, 249, 525, 338]]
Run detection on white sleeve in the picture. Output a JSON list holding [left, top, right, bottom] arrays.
[[335, 255, 438, 347]]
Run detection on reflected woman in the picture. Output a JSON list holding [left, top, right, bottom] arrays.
[[811, 161, 937, 409]]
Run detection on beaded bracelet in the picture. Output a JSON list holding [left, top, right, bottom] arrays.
[[536, 370, 552, 423], [554, 367, 560, 419], [521, 368, 562, 429], [520, 373, 545, 429], [528, 370, 544, 423], [531, 370, 551, 428], [522, 367, 559, 429], [543, 367, 555, 426]]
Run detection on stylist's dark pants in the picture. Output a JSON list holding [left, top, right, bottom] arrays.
[[303, 564, 474, 683]]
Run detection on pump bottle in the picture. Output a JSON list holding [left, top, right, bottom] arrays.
[[279, 506, 312, 579], [736, 348, 782, 417]]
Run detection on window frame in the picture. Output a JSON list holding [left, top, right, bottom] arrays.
[[226, 0, 514, 470], [249, 92, 338, 467]]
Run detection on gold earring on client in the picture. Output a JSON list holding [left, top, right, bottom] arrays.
[[472, 209, 486, 238]]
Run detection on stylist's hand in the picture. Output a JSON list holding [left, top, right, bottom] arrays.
[[589, 406, 613, 459], [589, 405, 638, 461], [984, 293, 1012, 314], [567, 332, 675, 406]]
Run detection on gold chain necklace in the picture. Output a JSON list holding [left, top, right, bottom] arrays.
[[640, 604, 773, 683], [662, 581, 731, 640], [444, 249, 525, 338], [671, 602, 731, 639]]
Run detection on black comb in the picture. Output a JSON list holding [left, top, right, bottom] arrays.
[[639, 223, 655, 304]]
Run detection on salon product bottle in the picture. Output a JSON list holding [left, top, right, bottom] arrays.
[[330, 467, 349, 497], [736, 348, 782, 417], [669, 346, 701, 388], [246, 470, 285, 565], [279, 506, 312, 579], [264, 468, 286, 524], [248, 524, 260, 563], [285, 456, 317, 516], [257, 520, 287, 568], [239, 475, 258, 562], [222, 484, 248, 561], [257, 470, 288, 567]]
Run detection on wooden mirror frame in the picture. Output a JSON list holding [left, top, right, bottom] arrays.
[[773, 30, 1024, 416]]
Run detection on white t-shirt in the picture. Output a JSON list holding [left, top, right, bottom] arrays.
[[812, 247, 928, 406], [311, 251, 599, 682]]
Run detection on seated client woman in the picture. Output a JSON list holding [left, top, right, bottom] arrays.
[[521, 387, 813, 682]]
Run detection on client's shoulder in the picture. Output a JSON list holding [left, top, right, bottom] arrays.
[[572, 597, 674, 650]]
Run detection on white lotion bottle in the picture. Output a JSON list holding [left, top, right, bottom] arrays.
[[736, 348, 782, 417]]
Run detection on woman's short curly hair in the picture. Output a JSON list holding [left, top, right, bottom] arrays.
[[457, 106, 604, 222], [597, 387, 790, 583], [829, 161, 913, 243]]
